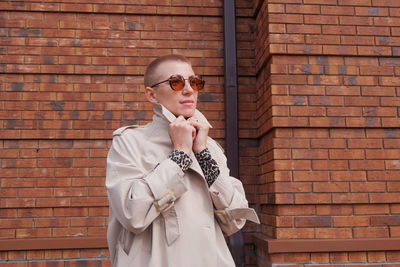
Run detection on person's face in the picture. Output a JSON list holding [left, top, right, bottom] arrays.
[[146, 61, 198, 118]]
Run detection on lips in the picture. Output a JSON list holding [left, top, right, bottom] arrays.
[[180, 100, 194, 106]]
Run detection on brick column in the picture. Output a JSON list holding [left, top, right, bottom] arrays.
[[252, 0, 400, 266]]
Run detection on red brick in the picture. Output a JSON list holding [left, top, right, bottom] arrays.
[[293, 171, 329, 182], [295, 216, 332, 227], [7, 251, 27, 261], [287, 24, 321, 34], [339, 0, 371, 5], [330, 252, 349, 263], [333, 193, 369, 203], [316, 205, 353, 216], [0, 218, 33, 229], [54, 188, 87, 198], [305, 15, 338, 25], [348, 139, 382, 149], [353, 227, 389, 238], [314, 182, 349, 192], [269, 14, 303, 24], [70, 217, 105, 227], [357, 26, 391, 35], [16, 228, 51, 238], [387, 251, 400, 261], [340, 16, 373, 25], [44, 250, 62, 259], [367, 251, 387, 262], [358, 46, 392, 56], [354, 204, 389, 215], [368, 171, 400, 181], [371, 215, 400, 227], [35, 218, 69, 228], [341, 35, 375, 46], [362, 87, 395, 96], [312, 160, 348, 170], [53, 227, 87, 237], [276, 228, 315, 239], [370, 193, 400, 203], [348, 252, 367, 263], [268, 4, 284, 13], [351, 182, 386, 192], [26, 250, 45, 260], [391, 227, 400, 238], [385, 160, 400, 170], [350, 160, 384, 170], [315, 228, 352, 238], [311, 139, 346, 148], [2, 159, 37, 168], [295, 193, 331, 204], [356, 6, 388, 16], [292, 149, 328, 159], [269, 253, 310, 265], [327, 107, 362, 117], [53, 208, 88, 217], [287, 5, 320, 15], [36, 198, 70, 208], [19, 188, 53, 198], [333, 216, 369, 227], [311, 252, 330, 263], [293, 129, 329, 138], [309, 96, 344, 106], [389, 182, 400, 192], [329, 149, 365, 159], [384, 140, 400, 149], [322, 6, 355, 15]]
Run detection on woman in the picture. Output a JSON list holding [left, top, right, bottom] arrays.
[[106, 54, 259, 266]]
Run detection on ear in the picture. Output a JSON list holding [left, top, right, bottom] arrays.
[[145, 87, 158, 103]]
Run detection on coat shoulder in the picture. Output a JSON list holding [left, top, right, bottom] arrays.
[[112, 125, 141, 136]]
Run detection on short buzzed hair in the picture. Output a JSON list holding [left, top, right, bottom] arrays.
[[144, 54, 192, 88]]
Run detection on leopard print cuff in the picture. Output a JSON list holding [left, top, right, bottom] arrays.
[[195, 148, 220, 187], [168, 150, 193, 172]]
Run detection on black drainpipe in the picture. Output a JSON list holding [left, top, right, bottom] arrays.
[[224, 0, 244, 266]]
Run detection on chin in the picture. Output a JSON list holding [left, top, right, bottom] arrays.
[[174, 108, 195, 118]]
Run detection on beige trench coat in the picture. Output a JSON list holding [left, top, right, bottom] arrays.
[[106, 104, 259, 267]]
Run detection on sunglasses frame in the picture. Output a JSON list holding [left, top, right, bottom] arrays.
[[150, 74, 205, 91]]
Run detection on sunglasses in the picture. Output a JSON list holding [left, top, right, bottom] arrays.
[[150, 74, 205, 91]]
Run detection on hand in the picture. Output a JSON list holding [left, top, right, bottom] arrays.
[[169, 116, 196, 155], [188, 115, 209, 153]]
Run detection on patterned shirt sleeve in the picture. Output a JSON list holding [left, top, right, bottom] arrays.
[[168, 150, 193, 172], [195, 148, 220, 187]]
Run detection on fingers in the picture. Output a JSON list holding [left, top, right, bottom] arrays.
[[171, 115, 186, 125], [169, 116, 196, 154], [187, 116, 205, 130], [187, 116, 209, 153]]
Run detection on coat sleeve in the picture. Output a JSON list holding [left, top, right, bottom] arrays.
[[106, 133, 188, 235], [207, 139, 259, 236]]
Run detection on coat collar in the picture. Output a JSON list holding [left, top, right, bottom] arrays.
[[152, 103, 212, 128]]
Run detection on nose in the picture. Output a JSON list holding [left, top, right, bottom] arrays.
[[181, 79, 194, 95]]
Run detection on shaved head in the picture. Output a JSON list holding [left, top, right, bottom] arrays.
[[144, 54, 192, 88]]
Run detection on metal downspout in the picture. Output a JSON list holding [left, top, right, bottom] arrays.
[[224, 0, 244, 266]]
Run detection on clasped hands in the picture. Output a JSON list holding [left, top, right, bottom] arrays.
[[169, 115, 209, 155]]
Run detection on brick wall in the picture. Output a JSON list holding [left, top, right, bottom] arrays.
[[3, 0, 400, 266], [0, 0, 263, 265], [253, 0, 400, 266]]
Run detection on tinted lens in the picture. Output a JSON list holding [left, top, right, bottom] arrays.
[[189, 76, 205, 91], [169, 75, 185, 91]]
